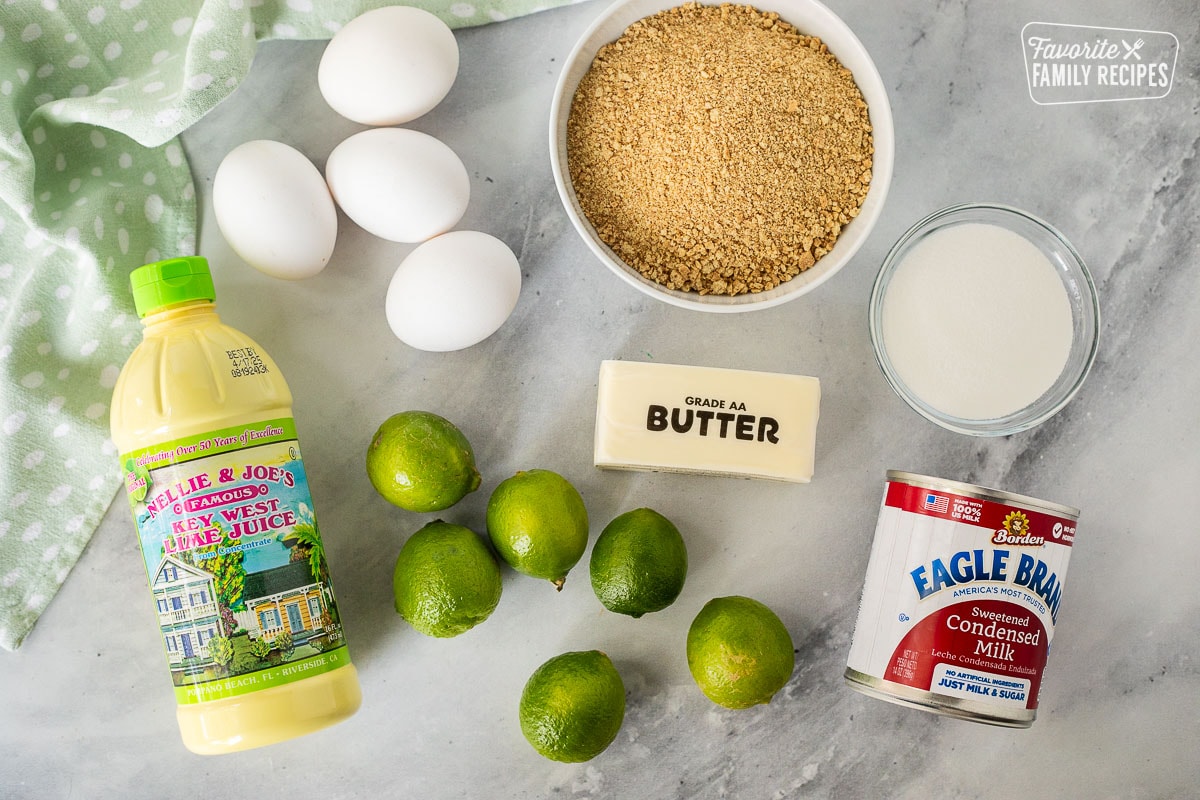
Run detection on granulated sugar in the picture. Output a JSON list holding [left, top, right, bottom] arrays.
[[566, 2, 874, 296]]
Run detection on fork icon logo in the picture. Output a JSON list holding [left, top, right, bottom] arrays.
[[1122, 38, 1145, 60]]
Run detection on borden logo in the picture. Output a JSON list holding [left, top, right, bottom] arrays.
[[992, 510, 1044, 547], [1022, 22, 1178, 105]]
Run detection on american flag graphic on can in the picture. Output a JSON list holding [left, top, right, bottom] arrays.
[[923, 492, 950, 514]]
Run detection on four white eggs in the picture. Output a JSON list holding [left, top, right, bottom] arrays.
[[211, 7, 521, 353]]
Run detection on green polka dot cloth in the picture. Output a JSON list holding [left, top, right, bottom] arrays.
[[0, 0, 578, 651]]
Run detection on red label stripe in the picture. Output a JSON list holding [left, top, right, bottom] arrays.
[[885, 481, 1076, 548]]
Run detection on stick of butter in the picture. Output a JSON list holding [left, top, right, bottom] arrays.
[[594, 360, 820, 483]]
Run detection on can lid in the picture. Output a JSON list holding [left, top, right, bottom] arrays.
[[130, 256, 216, 317]]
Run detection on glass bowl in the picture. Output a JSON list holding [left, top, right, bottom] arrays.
[[868, 203, 1100, 436], [549, 0, 894, 313]]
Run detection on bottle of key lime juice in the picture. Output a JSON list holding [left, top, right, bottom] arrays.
[[110, 256, 361, 754]]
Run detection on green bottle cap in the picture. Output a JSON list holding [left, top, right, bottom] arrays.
[[130, 256, 216, 317]]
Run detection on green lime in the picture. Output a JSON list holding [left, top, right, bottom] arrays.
[[686, 595, 795, 709], [519, 650, 625, 763], [589, 508, 687, 618], [486, 469, 588, 590], [366, 411, 481, 512], [392, 520, 502, 638]]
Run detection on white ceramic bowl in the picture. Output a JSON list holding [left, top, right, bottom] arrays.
[[869, 203, 1101, 436], [549, 0, 894, 312]]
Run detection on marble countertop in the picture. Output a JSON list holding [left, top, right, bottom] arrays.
[[4, 1, 1199, 797]]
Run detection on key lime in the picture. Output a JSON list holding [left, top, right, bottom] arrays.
[[589, 508, 687, 618], [366, 410, 481, 512], [686, 595, 795, 709], [486, 469, 588, 590], [392, 520, 502, 637], [519, 650, 625, 763]]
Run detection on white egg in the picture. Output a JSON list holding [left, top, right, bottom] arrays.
[[318, 6, 459, 126], [386, 231, 522, 352], [325, 128, 470, 244], [212, 140, 337, 280]]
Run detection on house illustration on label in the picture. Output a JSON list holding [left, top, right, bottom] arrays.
[[152, 556, 221, 672], [241, 561, 328, 645]]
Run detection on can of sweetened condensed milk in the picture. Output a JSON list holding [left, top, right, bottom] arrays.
[[845, 471, 1081, 727]]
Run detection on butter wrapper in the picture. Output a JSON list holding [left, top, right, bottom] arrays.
[[593, 360, 820, 483]]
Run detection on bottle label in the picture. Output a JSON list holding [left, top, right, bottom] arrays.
[[120, 417, 351, 704]]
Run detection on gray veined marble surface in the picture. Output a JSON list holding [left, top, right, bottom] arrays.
[[3, 0, 1199, 798]]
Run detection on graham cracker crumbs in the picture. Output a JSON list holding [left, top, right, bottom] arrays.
[[566, 2, 874, 296]]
